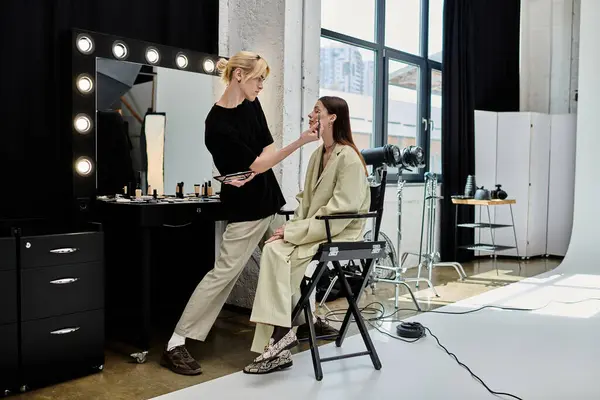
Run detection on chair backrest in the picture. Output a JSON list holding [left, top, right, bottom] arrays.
[[368, 168, 388, 241]]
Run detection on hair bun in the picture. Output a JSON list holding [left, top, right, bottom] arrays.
[[216, 58, 228, 73]]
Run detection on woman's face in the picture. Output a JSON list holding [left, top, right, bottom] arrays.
[[234, 68, 265, 101], [308, 101, 335, 143]]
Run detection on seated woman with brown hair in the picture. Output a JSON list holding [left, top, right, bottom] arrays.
[[243, 96, 371, 374]]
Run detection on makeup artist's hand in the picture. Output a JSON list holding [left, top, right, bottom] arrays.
[[300, 121, 320, 144], [226, 172, 256, 187]]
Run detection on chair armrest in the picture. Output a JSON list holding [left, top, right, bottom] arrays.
[[316, 212, 378, 221], [277, 209, 295, 216]]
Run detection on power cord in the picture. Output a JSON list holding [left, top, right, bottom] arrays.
[[324, 298, 600, 400]]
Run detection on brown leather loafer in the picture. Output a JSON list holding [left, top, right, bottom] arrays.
[[160, 345, 202, 375], [297, 317, 339, 340]]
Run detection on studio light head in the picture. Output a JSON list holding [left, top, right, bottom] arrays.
[[361, 144, 426, 171]]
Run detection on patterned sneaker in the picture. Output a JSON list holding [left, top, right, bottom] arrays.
[[243, 350, 293, 374], [253, 330, 298, 363], [160, 345, 202, 375]]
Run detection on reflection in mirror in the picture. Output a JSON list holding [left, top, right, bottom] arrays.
[[95, 58, 223, 197], [143, 113, 166, 196]]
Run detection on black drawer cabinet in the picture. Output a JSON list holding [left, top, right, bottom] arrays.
[[0, 270, 17, 325], [0, 237, 17, 396], [0, 238, 16, 271], [21, 310, 104, 387], [18, 230, 105, 392], [0, 324, 18, 396], [20, 232, 103, 269], [21, 261, 104, 321]]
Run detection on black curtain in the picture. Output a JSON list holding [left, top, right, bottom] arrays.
[[0, 0, 218, 221], [440, 0, 520, 262]]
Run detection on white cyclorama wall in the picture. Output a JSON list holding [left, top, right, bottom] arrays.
[[154, 67, 217, 196], [559, 0, 600, 274]]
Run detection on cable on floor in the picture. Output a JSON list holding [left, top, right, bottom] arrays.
[[322, 297, 600, 400]]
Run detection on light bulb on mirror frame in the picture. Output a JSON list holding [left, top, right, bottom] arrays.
[[176, 53, 188, 69], [75, 157, 93, 176], [145, 47, 160, 64], [112, 41, 128, 59], [76, 75, 94, 94], [76, 35, 94, 54], [203, 58, 215, 73], [74, 114, 92, 134]]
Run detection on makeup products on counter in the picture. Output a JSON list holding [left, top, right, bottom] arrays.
[[194, 184, 200, 197], [153, 189, 158, 199], [208, 181, 213, 196], [176, 182, 184, 199]]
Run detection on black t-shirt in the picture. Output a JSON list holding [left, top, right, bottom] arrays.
[[205, 98, 286, 222]]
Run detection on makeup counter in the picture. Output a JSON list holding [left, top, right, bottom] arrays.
[[93, 190, 227, 364]]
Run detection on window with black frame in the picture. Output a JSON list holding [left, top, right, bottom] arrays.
[[320, 0, 443, 182]]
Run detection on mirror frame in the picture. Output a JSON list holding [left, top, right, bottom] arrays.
[[70, 28, 223, 206]]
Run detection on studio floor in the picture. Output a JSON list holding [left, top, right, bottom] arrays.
[[12, 257, 560, 400]]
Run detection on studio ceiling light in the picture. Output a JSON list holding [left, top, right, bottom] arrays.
[[76, 35, 94, 54], [145, 47, 160, 64], [74, 114, 92, 134], [203, 58, 215, 73], [112, 41, 128, 59], [76, 74, 94, 93], [75, 157, 93, 176], [176, 53, 188, 69]]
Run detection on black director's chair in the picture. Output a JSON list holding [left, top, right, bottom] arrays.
[[287, 166, 389, 381]]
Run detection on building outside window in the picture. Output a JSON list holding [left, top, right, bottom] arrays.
[[320, 0, 443, 181]]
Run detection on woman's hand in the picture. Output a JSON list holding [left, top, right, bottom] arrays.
[[265, 225, 285, 244], [225, 172, 256, 187]]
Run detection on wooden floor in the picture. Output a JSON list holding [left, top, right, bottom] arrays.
[[11, 257, 560, 400]]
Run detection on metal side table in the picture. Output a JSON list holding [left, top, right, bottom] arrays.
[[452, 199, 521, 273]]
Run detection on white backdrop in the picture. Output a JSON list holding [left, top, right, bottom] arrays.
[[555, 0, 600, 275]]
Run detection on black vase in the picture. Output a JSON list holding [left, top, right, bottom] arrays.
[[464, 175, 476, 197], [494, 184, 507, 200]]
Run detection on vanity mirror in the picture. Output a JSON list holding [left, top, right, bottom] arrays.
[[71, 29, 225, 205]]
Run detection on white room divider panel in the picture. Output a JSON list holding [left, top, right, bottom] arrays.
[[474, 111, 574, 259], [474, 111, 498, 256]]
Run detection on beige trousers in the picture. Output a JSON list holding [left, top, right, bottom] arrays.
[[174, 214, 316, 342], [249, 240, 314, 353]]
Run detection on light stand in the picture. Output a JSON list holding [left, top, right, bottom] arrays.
[[403, 172, 467, 287], [368, 171, 440, 310], [361, 144, 440, 310]]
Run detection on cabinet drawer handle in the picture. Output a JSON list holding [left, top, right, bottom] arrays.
[[50, 327, 80, 335], [49, 247, 79, 254], [49, 277, 79, 285]]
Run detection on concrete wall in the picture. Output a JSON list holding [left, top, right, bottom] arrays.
[[520, 0, 580, 113]]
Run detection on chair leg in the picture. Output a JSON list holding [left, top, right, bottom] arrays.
[[334, 262, 381, 371], [335, 259, 374, 347], [292, 262, 328, 323], [304, 303, 323, 381]]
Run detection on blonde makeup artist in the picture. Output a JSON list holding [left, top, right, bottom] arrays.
[[160, 51, 319, 375], [243, 96, 371, 374]]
